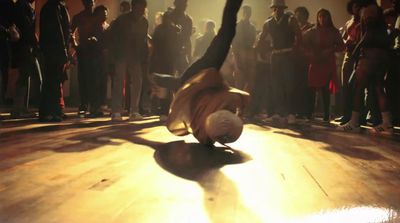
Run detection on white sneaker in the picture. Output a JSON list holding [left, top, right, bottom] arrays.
[[129, 113, 143, 121], [287, 114, 296, 124], [111, 113, 123, 122], [263, 114, 282, 122], [370, 124, 394, 136], [338, 122, 361, 133]]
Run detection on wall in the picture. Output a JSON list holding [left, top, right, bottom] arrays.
[[162, 0, 352, 31]]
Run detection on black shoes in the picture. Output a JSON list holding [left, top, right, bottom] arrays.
[[38, 115, 63, 123]]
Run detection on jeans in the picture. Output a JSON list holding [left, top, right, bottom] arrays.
[[112, 59, 143, 114]]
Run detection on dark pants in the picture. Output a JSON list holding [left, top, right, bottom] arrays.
[[341, 53, 356, 121], [0, 41, 9, 103], [307, 85, 330, 120], [249, 61, 270, 115], [180, 0, 242, 84], [270, 52, 296, 116], [387, 52, 400, 124], [87, 47, 106, 113], [39, 57, 64, 117], [77, 45, 92, 111], [295, 56, 309, 117], [13, 52, 37, 112]]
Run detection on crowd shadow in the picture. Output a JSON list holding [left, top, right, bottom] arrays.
[[272, 127, 389, 161]]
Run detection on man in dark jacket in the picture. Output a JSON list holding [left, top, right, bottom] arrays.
[[39, 0, 71, 122], [71, 0, 96, 117], [108, 0, 148, 121], [168, 0, 193, 74], [258, 0, 302, 125], [0, 0, 14, 104], [11, 0, 38, 118]]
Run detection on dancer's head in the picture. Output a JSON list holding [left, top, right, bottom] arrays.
[[205, 110, 244, 144]]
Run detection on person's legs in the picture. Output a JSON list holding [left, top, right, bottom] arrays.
[[112, 59, 127, 117], [128, 62, 143, 118], [340, 56, 391, 133], [12, 66, 30, 114], [366, 84, 381, 125], [296, 57, 310, 117], [306, 87, 316, 119], [322, 86, 331, 121], [39, 58, 62, 121], [77, 47, 90, 113], [88, 57, 102, 115], [283, 53, 297, 117], [387, 54, 400, 125], [270, 54, 285, 116], [340, 53, 355, 122]]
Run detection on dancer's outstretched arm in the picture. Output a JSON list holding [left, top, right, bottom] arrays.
[[180, 0, 243, 83]]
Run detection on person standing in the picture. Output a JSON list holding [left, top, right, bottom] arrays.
[[388, 0, 400, 126], [294, 6, 314, 119], [39, 0, 71, 122], [169, 0, 193, 74], [303, 9, 345, 122], [232, 5, 257, 92], [0, 0, 15, 105], [11, 0, 38, 119], [71, 0, 96, 117], [85, 5, 109, 118], [340, 1, 394, 135], [337, 0, 362, 125], [150, 10, 180, 117], [193, 20, 216, 61], [258, 0, 302, 124], [108, 0, 148, 121]]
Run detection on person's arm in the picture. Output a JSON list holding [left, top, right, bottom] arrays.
[[184, 16, 193, 63], [333, 29, 346, 52], [302, 28, 315, 60], [395, 16, 400, 50], [141, 18, 150, 65], [13, 4, 37, 48], [70, 14, 78, 48], [255, 22, 271, 60], [290, 16, 302, 49]]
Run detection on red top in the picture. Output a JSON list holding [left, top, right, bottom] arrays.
[[306, 27, 344, 93]]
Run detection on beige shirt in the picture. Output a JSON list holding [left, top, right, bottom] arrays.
[[167, 68, 250, 145]]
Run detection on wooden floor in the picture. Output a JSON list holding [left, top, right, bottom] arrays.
[[1, 114, 400, 223]]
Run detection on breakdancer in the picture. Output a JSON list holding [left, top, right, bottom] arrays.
[[152, 0, 250, 146]]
